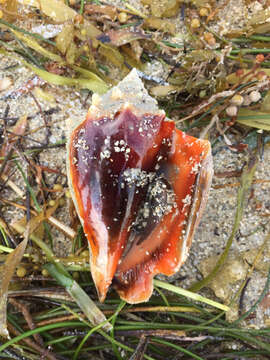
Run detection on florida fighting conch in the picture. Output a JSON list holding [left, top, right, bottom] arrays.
[[66, 69, 213, 304]]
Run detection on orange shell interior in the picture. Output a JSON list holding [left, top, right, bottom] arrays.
[[69, 106, 211, 303]]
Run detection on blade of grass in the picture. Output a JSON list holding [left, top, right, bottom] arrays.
[[152, 338, 204, 360], [154, 286, 175, 322], [232, 266, 270, 326], [154, 280, 229, 312], [0, 48, 109, 94], [0, 19, 56, 46], [98, 329, 156, 360], [44, 263, 112, 332], [79, 0, 85, 14], [46, 335, 77, 345], [0, 226, 9, 247], [11, 30, 63, 63], [60, 304, 157, 360], [13, 36, 43, 68], [231, 48, 270, 55], [236, 111, 270, 131], [14, 160, 41, 212], [22, 61, 109, 94], [109, 300, 126, 360], [0, 321, 88, 353], [52, 305, 157, 360], [227, 330, 270, 353], [60, 343, 112, 354], [115, 320, 270, 337], [71, 226, 83, 253], [73, 301, 126, 360], [123, 2, 147, 18]]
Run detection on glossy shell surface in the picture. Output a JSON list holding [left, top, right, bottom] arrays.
[[67, 69, 213, 303]]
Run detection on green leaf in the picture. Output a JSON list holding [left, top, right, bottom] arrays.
[[12, 29, 63, 63], [236, 109, 270, 131], [154, 280, 230, 312], [20, 60, 109, 94], [44, 263, 112, 331]]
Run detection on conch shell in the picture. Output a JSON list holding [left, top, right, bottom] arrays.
[[67, 69, 213, 304]]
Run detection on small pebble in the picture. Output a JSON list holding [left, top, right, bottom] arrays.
[[255, 54, 264, 63], [230, 94, 244, 106], [49, 135, 57, 144], [199, 89, 207, 98], [49, 200, 56, 207], [16, 266, 27, 278], [81, 28, 87, 37], [249, 90, 261, 103], [42, 268, 50, 277], [191, 18, 200, 29], [0, 77, 13, 92], [243, 95, 251, 106], [204, 32, 216, 46], [199, 7, 209, 17], [118, 12, 128, 23], [59, 198, 65, 206], [53, 183, 63, 191], [226, 105, 238, 117]]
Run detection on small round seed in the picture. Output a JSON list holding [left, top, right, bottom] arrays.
[[226, 105, 238, 117], [59, 198, 65, 206], [243, 95, 251, 106], [199, 7, 209, 17], [204, 32, 216, 46], [17, 266, 27, 278], [118, 12, 128, 23], [49, 200, 56, 207], [231, 94, 244, 106], [249, 90, 261, 103], [42, 269, 50, 277], [53, 183, 63, 191], [191, 18, 200, 29]]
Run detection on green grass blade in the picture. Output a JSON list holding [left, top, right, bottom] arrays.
[[154, 280, 229, 312], [44, 263, 112, 332]]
